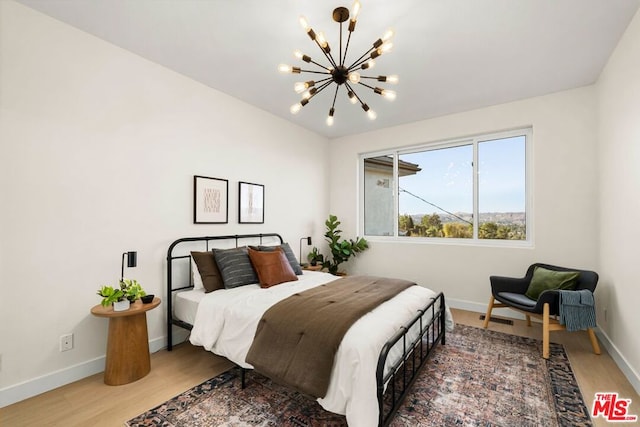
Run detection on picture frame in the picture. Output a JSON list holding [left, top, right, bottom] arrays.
[[238, 181, 264, 224], [193, 175, 228, 224]]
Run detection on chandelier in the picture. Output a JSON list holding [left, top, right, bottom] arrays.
[[278, 1, 398, 126]]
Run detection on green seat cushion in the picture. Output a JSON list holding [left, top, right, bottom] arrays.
[[525, 266, 579, 300]]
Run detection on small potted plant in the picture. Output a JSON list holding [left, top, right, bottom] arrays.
[[307, 247, 324, 266], [97, 279, 146, 311]]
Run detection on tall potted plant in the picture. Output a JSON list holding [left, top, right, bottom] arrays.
[[323, 214, 368, 275]]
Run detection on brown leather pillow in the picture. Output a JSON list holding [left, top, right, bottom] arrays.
[[190, 251, 224, 293], [248, 247, 298, 288]]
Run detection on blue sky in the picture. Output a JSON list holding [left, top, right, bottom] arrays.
[[398, 136, 526, 215]]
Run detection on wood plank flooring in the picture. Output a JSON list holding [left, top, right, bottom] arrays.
[[1, 309, 638, 426]]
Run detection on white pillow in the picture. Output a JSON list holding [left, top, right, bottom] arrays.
[[191, 257, 204, 290]]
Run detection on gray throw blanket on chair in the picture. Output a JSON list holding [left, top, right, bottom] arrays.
[[558, 289, 597, 332]]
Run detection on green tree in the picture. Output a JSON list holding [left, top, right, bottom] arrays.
[[422, 214, 443, 237], [479, 222, 498, 239], [443, 222, 472, 238], [398, 214, 414, 234]]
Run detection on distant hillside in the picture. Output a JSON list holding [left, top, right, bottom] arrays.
[[410, 212, 526, 225]]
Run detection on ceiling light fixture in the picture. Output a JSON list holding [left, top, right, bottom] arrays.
[[278, 1, 398, 127]]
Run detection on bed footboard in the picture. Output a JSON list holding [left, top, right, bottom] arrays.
[[376, 292, 446, 427]]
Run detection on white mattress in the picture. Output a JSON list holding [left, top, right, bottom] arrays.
[[187, 271, 454, 427], [173, 287, 206, 325]]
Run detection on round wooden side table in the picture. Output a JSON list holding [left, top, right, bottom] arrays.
[[90, 297, 161, 386]]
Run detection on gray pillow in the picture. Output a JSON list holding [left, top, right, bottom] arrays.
[[212, 247, 259, 289], [256, 242, 303, 275]]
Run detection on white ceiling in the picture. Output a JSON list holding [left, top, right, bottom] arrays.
[[17, 0, 640, 139]]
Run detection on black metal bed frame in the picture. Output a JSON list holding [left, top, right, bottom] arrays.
[[166, 233, 283, 350], [166, 233, 446, 427]]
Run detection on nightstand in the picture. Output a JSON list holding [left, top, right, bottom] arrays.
[[90, 297, 160, 385]]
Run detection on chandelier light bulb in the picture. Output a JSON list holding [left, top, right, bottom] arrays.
[[381, 89, 396, 101], [293, 50, 303, 60], [348, 91, 358, 104], [301, 87, 318, 100], [382, 28, 395, 42], [290, 103, 302, 114], [317, 32, 329, 49], [326, 108, 335, 126], [387, 74, 399, 84], [278, 64, 293, 74], [348, 72, 361, 84], [299, 16, 310, 31], [294, 82, 307, 93], [381, 42, 393, 53], [351, 0, 361, 21], [367, 109, 377, 120]]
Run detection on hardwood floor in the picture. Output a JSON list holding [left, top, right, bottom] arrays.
[[1, 309, 638, 426]]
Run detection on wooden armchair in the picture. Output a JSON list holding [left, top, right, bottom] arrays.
[[483, 263, 601, 359]]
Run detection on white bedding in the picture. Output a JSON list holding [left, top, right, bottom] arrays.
[[188, 271, 454, 427]]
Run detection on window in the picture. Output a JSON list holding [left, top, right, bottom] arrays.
[[361, 129, 530, 244]]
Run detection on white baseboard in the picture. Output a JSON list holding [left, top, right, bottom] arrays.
[[0, 337, 167, 408], [593, 328, 640, 395], [447, 297, 527, 320]]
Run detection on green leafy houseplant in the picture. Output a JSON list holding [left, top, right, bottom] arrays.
[[307, 247, 324, 266], [97, 279, 146, 307], [322, 214, 369, 275]]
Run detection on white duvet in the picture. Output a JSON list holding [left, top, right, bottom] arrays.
[[189, 271, 454, 427]]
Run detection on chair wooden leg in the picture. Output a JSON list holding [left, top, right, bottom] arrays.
[[542, 303, 550, 359], [525, 315, 532, 327], [483, 296, 495, 328], [587, 328, 601, 355]]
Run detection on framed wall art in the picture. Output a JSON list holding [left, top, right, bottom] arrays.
[[238, 181, 264, 224], [193, 175, 228, 224]]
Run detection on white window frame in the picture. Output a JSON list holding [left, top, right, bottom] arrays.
[[358, 127, 533, 247]]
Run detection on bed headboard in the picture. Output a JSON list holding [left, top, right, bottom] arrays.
[[166, 233, 284, 350]]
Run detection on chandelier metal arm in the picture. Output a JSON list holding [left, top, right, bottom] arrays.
[[330, 84, 340, 110], [312, 38, 339, 70], [347, 46, 377, 71], [308, 58, 331, 71], [344, 81, 366, 106], [299, 69, 333, 76], [342, 29, 353, 67], [306, 80, 334, 101]]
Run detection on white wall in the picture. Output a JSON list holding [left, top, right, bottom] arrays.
[[596, 8, 640, 392], [328, 87, 599, 310], [0, 1, 328, 405]]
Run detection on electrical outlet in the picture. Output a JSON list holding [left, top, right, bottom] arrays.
[[60, 334, 73, 352]]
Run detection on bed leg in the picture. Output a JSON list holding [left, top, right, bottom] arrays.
[[240, 368, 246, 389]]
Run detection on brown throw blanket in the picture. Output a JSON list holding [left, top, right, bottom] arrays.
[[245, 275, 414, 398]]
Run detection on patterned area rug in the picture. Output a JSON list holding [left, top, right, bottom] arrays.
[[126, 325, 592, 426]]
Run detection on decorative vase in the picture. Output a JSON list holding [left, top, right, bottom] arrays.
[[113, 299, 130, 312]]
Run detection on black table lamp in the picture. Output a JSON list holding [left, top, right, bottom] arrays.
[[299, 237, 312, 265], [121, 251, 137, 281]]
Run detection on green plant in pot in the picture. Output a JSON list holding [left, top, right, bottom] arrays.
[[97, 279, 146, 311], [307, 247, 325, 266], [322, 214, 369, 275]]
